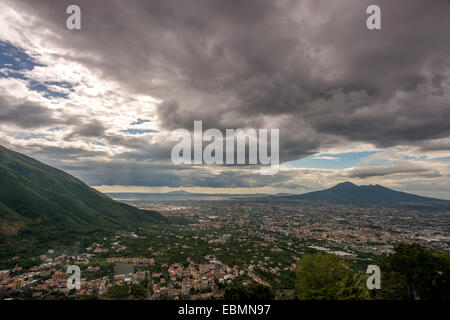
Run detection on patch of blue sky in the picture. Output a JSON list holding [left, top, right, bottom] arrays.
[[430, 156, 450, 162], [46, 81, 74, 89], [0, 68, 28, 80], [0, 41, 72, 99], [284, 151, 380, 169], [93, 141, 105, 146], [121, 128, 159, 135], [403, 155, 427, 161], [131, 118, 151, 125], [14, 133, 45, 140], [0, 40, 43, 72], [28, 79, 70, 99], [368, 158, 390, 164], [48, 127, 62, 132]]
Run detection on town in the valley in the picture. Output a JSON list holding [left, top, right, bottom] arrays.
[[1, 199, 448, 299]]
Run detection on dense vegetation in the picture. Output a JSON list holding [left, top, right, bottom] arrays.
[[295, 244, 450, 300], [0, 145, 167, 266], [224, 283, 275, 300], [374, 244, 450, 300]]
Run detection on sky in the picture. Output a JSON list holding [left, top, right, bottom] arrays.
[[0, 0, 449, 199]]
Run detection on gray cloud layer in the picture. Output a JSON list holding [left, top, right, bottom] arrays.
[[1, 0, 450, 191], [0, 96, 58, 128]]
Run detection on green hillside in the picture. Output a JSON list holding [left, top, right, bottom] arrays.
[[0, 144, 167, 236]]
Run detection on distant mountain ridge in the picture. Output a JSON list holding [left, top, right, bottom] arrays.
[[106, 183, 450, 208], [283, 182, 450, 208], [0, 145, 167, 236], [106, 191, 288, 201]]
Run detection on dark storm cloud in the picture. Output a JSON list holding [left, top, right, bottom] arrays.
[[75, 120, 106, 137], [27, 144, 107, 159], [114, 143, 172, 162], [64, 119, 106, 139], [0, 96, 58, 128], [156, 100, 195, 131], [3, 0, 450, 189], [419, 139, 450, 152], [303, 87, 450, 147], [56, 160, 297, 188], [347, 163, 435, 179], [8, 0, 450, 159]]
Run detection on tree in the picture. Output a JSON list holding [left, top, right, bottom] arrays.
[[224, 283, 275, 300], [295, 253, 354, 300], [376, 244, 450, 300], [337, 270, 372, 300]]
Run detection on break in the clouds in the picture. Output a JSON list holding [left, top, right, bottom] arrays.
[[0, 0, 449, 198]]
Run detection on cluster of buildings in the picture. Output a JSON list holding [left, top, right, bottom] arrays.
[[0, 244, 266, 300], [0, 251, 102, 297], [151, 200, 449, 255], [150, 255, 240, 299], [2, 199, 448, 300]]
